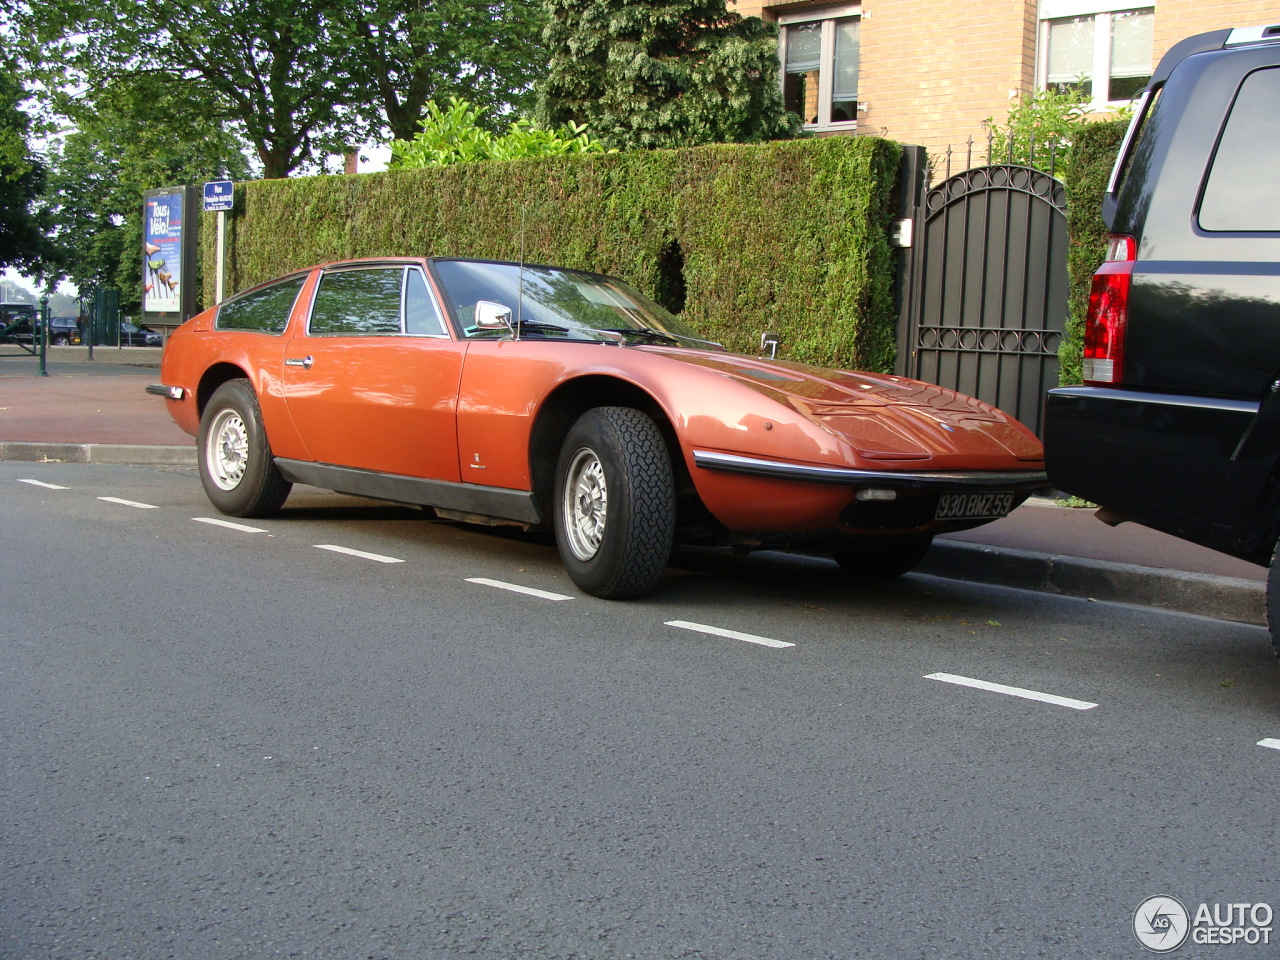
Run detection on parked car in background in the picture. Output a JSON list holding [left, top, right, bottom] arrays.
[[1, 303, 38, 343], [151, 257, 1048, 599], [48, 316, 81, 345], [119, 321, 162, 346], [1044, 24, 1280, 651]]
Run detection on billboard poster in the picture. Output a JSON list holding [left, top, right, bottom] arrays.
[[143, 190, 185, 314]]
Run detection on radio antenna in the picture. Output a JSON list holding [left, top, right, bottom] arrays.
[[516, 207, 526, 339]]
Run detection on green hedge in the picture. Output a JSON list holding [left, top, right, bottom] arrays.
[[201, 136, 902, 370], [1060, 119, 1127, 385]]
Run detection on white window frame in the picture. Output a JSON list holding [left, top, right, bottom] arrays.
[[778, 2, 862, 132], [1037, 0, 1154, 108]]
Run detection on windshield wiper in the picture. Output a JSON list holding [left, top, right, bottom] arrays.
[[514, 319, 569, 333], [598, 326, 681, 346]]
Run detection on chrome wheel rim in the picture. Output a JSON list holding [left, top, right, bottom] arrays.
[[207, 408, 249, 491], [563, 447, 607, 561]]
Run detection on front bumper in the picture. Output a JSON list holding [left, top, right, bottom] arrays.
[[692, 450, 1049, 492]]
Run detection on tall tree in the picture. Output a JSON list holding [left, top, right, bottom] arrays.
[[343, 0, 547, 144], [0, 52, 49, 276], [18, 0, 364, 179], [40, 74, 252, 308], [537, 0, 801, 150], [16, 0, 550, 178]]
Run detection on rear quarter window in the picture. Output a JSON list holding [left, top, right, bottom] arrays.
[[1198, 66, 1280, 232], [216, 275, 307, 334]]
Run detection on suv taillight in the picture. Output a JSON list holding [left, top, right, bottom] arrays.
[[1082, 235, 1137, 385]]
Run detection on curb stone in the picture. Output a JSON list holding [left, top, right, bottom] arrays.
[[922, 539, 1266, 627], [0, 441, 196, 466]]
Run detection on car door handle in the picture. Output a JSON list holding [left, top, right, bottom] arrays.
[[285, 355, 314, 369]]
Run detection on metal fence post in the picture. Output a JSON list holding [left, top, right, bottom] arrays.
[[38, 294, 48, 376]]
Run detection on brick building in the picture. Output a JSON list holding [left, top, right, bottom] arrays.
[[728, 0, 1279, 159]]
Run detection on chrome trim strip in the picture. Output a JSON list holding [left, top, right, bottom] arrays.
[[146, 384, 184, 399], [274, 459, 542, 524], [692, 450, 1048, 490], [1048, 386, 1259, 416]]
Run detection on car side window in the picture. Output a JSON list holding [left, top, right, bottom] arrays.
[[310, 268, 404, 336], [1199, 67, 1280, 232], [405, 268, 447, 337], [216, 275, 306, 334]]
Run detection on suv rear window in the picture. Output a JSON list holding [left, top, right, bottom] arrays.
[[216, 275, 307, 334], [1199, 66, 1280, 232]]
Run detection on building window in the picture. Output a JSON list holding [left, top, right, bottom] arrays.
[[779, 3, 860, 130], [1039, 2, 1153, 106]]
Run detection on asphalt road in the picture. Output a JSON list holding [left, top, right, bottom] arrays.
[[4, 462, 1280, 960]]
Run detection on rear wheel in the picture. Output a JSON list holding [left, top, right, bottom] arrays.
[[553, 407, 674, 599], [198, 379, 291, 517], [832, 534, 934, 578]]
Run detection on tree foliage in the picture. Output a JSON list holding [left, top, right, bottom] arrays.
[[390, 98, 610, 168], [983, 87, 1124, 173], [537, 0, 802, 150], [0, 51, 50, 276], [343, 0, 547, 144], [40, 74, 251, 308], [15, 0, 547, 179], [15, 0, 363, 179]]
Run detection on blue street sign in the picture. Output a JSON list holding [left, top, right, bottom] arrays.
[[203, 180, 234, 212]]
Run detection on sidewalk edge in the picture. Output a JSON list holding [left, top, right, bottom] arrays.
[[0, 441, 196, 466], [921, 539, 1266, 626]]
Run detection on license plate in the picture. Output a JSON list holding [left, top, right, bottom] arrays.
[[936, 491, 1015, 520]]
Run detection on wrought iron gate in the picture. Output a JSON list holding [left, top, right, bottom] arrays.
[[897, 150, 1069, 436]]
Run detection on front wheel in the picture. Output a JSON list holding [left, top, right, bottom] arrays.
[[553, 407, 675, 599], [198, 379, 292, 517], [832, 534, 934, 578]]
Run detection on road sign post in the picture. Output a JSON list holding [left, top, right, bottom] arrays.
[[203, 181, 234, 304]]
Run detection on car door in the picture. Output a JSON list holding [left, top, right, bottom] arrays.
[[281, 264, 466, 481]]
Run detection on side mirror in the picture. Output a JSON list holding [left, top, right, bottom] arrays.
[[473, 300, 514, 331], [760, 331, 780, 359]]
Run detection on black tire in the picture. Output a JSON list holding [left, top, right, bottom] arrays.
[[197, 379, 292, 517], [53, 335, 69, 345], [832, 534, 934, 578], [553, 407, 675, 599]]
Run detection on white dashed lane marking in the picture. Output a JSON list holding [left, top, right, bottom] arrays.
[[665, 620, 795, 649], [193, 517, 268, 534], [313, 544, 404, 564], [18, 479, 68, 490], [1257, 738, 1280, 751], [925, 672, 1098, 711], [465, 578, 575, 601], [98, 496, 159, 509]]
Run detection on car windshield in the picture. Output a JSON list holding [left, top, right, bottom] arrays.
[[431, 259, 720, 348]]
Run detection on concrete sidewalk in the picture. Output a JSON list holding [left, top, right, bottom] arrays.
[[0, 350, 1267, 626]]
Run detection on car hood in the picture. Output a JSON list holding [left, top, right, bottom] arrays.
[[655, 350, 1044, 463]]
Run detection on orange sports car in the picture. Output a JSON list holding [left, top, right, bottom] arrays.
[[149, 257, 1047, 598]]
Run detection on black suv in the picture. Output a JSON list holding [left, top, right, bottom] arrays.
[[1045, 25, 1280, 647], [48, 316, 81, 345]]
